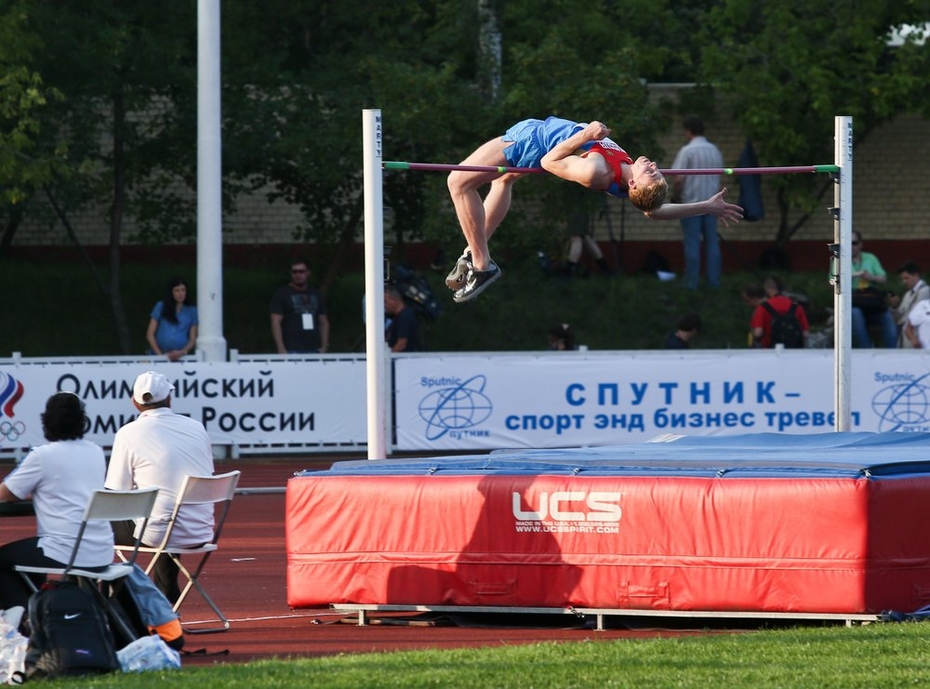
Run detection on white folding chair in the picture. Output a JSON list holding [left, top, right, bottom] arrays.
[[116, 470, 241, 634], [15, 487, 160, 641]]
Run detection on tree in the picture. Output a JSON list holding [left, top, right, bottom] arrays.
[[219, 0, 499, 285], [698, 0, 930, 244], [14, 1, 200, 353], [0, 2, 66, 256]]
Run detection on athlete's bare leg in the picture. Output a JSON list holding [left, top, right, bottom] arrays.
[[447, 138, 523, 271]]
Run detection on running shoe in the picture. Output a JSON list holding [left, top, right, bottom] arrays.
[[453, 261, 502, 303], [445, 250, 472, 290]]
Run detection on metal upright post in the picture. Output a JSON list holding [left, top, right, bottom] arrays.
[[834, 116, 853, 431], [196, 0, 227, 363], [363, 110, 387, 459]]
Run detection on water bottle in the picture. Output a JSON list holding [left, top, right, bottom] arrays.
[[117, 635, 181, 672], [0, 611, 27, 685]]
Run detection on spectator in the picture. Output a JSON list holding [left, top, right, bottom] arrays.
[[741, 283, 765, 309], [270, 258, 330, 354], [907, 300, 930, 348], [664, 313, 702, 349], [105, 371, 215, 604], [849, 231, 897, 348], [146, 277, 198, 361], [546, 323, 576, 351], [670, 116, 725, 290], [891, 262, 930, 348], [0, 392, 112, 610], [741, 283, 766, 347], [750, 275, 810, 348], [384, 285, 421, 352], [561, 206, 614, 278]]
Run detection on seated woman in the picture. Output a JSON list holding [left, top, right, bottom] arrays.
[[0, 392, 113, 610], [146, 277, 198, 361]]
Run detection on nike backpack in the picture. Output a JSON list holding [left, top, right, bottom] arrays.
[[24, 580, 121, 680]]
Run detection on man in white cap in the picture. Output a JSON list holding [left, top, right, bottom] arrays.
[[106, 371, 215, 603]]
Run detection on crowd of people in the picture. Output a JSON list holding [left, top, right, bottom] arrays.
[[150, 241, 924, 357], [132, 115, 920, 356], [0, 371, 215, 616]]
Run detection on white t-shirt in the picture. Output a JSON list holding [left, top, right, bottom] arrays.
[[4, 439, 113, 566], [908, 300, 930, 349], [106, 407, 215, 547]]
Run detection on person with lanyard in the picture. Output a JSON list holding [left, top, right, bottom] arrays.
[[270, 258, 331, 354]]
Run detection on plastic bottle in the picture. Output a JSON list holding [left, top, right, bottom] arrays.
[[117, 635, 181, 673]]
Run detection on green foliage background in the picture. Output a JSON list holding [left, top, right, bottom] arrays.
[[0, 257, 835, 356], [0, 0, 926, 354]]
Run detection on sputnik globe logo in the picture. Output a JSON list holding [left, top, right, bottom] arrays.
[[418, 374, 493, 440]]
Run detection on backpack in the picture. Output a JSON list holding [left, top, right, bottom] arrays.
[[762, 300, 804, 348], [24, 580, 121, 680]]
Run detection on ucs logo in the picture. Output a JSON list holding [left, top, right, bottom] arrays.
[[512, 491, 622, 523], [0, 372, 24, 419]]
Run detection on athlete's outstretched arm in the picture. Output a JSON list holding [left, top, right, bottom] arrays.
[[646, 188, 744, 227]]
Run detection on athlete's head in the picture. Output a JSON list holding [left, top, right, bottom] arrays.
[[627, 156, 668, 212]]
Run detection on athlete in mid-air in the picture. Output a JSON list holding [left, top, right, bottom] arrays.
[[446, 117, 743, 302]]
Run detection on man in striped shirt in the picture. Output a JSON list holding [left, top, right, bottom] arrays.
[[671, 116, 725, 290]]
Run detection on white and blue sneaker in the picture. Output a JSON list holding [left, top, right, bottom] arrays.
[[445, 250, 472, 290], [453, 261, 502, 303]]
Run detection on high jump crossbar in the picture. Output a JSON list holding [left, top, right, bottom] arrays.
[[383, 161, 840, 176], [365, 112, 854, 458]]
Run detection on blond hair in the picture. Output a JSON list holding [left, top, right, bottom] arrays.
[[628, 177, 668, 213]]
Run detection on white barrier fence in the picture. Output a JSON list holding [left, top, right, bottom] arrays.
[[3, 349, 930, 459], [0, 352, 367, 459]]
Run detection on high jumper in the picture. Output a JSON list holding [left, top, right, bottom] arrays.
[[444, 117, 744, 302]]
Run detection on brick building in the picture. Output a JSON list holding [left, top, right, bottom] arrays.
[[11, 88, 930, 274]]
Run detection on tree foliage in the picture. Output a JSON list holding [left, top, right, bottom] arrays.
[[2, 1, 200, 352], [3, 0, 929, 354], [0, 1, 67, 253], [698, 0, 930, 242]]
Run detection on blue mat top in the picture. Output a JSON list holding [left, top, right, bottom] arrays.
[[297, 432, 930, 479]]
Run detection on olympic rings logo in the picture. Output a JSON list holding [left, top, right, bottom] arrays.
[[0, 420, 26, 442]]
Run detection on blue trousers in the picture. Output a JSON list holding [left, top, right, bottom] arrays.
[[851, 307, 897, 348], [681, 215, 721, 289]]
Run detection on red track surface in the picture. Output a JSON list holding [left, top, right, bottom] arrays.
[[0, 459, 703, 667]]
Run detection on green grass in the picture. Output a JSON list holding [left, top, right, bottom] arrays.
[[0, 255, 835, 356], [48, 622, 930, 687]]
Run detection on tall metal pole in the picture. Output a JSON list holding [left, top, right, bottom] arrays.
[[834, 116, 853, 431], [196, 0, 226, 362], [363, 110, 387, 459]]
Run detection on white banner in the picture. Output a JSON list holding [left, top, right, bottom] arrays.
[[394, 350, 930, 451], [6, 350, 930, 455], [0, 359, 367, 451]]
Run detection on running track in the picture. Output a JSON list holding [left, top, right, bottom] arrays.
[[0, 458, 707, 666]]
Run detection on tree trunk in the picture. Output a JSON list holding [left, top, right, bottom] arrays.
[[477, 0, 502, 102], [109, 91, 133, 354], [319, 196, 365, 296], [0, 204, 24, 258], [43, 185, 109, 297]]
